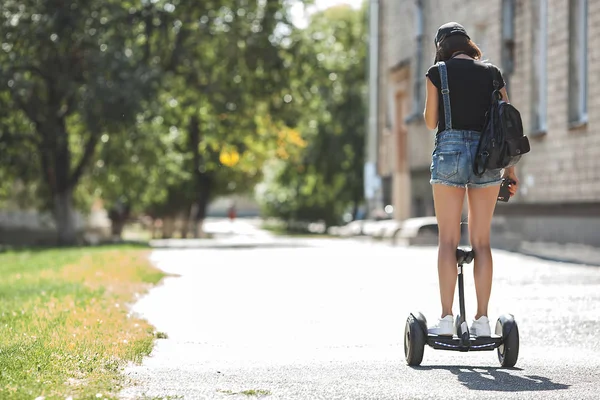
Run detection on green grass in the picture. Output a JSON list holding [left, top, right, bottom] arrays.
[[217, 389, 272, 397], [0, 245, 165, 399], [240, 390, 271, 396], [154, 331, 169, 339]]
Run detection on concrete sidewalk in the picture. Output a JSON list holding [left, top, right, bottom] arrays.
[[149, 218, 275, 248], [151, 217, 600, 267], [120, 237, 600, 400], [517, 241, 600, 267], [148, 218, 353, 250]]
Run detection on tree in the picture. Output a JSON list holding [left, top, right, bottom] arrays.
[[0, 90, 42, 209], [0, 1, 160, 244], [126, 0, 303, 236], [1, 0, 317, 242], [260, 4, 367, 226]]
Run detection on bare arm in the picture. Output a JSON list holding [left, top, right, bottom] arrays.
[[500, 87, 509, 103], [423, 77, 439, 130], [499, 86, 519, 196]]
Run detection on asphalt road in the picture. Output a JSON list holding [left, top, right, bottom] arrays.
[[121, 221, 600, 400]]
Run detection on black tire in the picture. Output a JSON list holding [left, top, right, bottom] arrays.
[[404, 313, 427, 366], [496, 314, 519, 368]]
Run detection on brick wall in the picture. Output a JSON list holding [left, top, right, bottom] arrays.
[[510, 0, 600, 203], [379, 0, 600, 206], [376, 0, 600, 244]]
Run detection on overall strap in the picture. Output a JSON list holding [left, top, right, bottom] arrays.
[[437, 61, 452, 130]]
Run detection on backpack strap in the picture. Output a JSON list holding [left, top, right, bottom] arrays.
[[486, 63, 503, 99], [437, 61, 452, 130], [473, 64, 501, 177], [473, 144, 488, 176]]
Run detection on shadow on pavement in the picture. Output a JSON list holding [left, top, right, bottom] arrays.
[[412, 366, 570, 392]]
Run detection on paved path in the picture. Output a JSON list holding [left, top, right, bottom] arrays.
[[121, 225, 600, 399]]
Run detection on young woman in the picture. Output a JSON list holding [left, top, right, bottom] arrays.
[[423, 22, 518, 337]]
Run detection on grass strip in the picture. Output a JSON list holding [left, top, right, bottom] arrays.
[[0, 245, 165, 400]]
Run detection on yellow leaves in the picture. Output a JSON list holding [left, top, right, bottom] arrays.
[[276, 127, 307, 161], [276, 147, 289, 160], [253, 109, 310, 164], [284, 128, 307, 148], [219, 148, 240, 167]]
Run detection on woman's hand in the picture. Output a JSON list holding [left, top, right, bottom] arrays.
[[502, 167, 519, 197]]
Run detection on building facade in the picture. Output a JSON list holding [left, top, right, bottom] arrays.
[[368, 0, 600, 246]]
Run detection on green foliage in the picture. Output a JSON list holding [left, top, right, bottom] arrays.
[[0, 0, 162, 243], [82, 1, 305, 220], [259, 4, 367, 226], [0, 0, 159, 178], [0, 0, 363, 238]]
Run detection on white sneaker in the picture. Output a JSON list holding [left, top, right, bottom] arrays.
[[470, 316, 491, 337], [427, 315, 454, 336]]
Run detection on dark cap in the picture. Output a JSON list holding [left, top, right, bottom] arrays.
[[434, 22, 470, 46]]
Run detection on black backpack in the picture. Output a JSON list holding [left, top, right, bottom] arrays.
[[473, 68, 530, 176]]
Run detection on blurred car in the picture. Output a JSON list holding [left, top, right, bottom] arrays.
[[371, 219, 403, 239], [397, 216, 439, 246]]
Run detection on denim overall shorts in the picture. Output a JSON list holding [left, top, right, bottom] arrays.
[[429, 62, 502, 189]]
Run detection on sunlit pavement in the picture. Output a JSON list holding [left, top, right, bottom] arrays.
[[121, 222, 600, 399]]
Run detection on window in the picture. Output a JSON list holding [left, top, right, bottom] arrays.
[[532, 0, 548, 134], [409, 0, 425, 121], [501, 0, 516, 90], [568, 0, 588, 125]]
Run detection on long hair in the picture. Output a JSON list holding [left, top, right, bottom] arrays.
[[434, 35, 482, 63]]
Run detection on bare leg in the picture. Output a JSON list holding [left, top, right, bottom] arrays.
[[466, 185, 500, 319], [432, 184, 466, 318]]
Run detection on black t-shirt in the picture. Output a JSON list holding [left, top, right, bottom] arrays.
[[426, 59, 505, 133]]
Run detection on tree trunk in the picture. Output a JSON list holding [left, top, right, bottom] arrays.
[[109, 218, 127, 241], [162, 217, 175, 239], [39, 114, 81, 246], [180, 215, 190, 239], [188, 114, 213, 238], [352, 199, 360, 220], [193, 173, 212, 238], [108, 202, 131, 241], [187, 203, 198, 238], [54, 188, 78, 246]]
